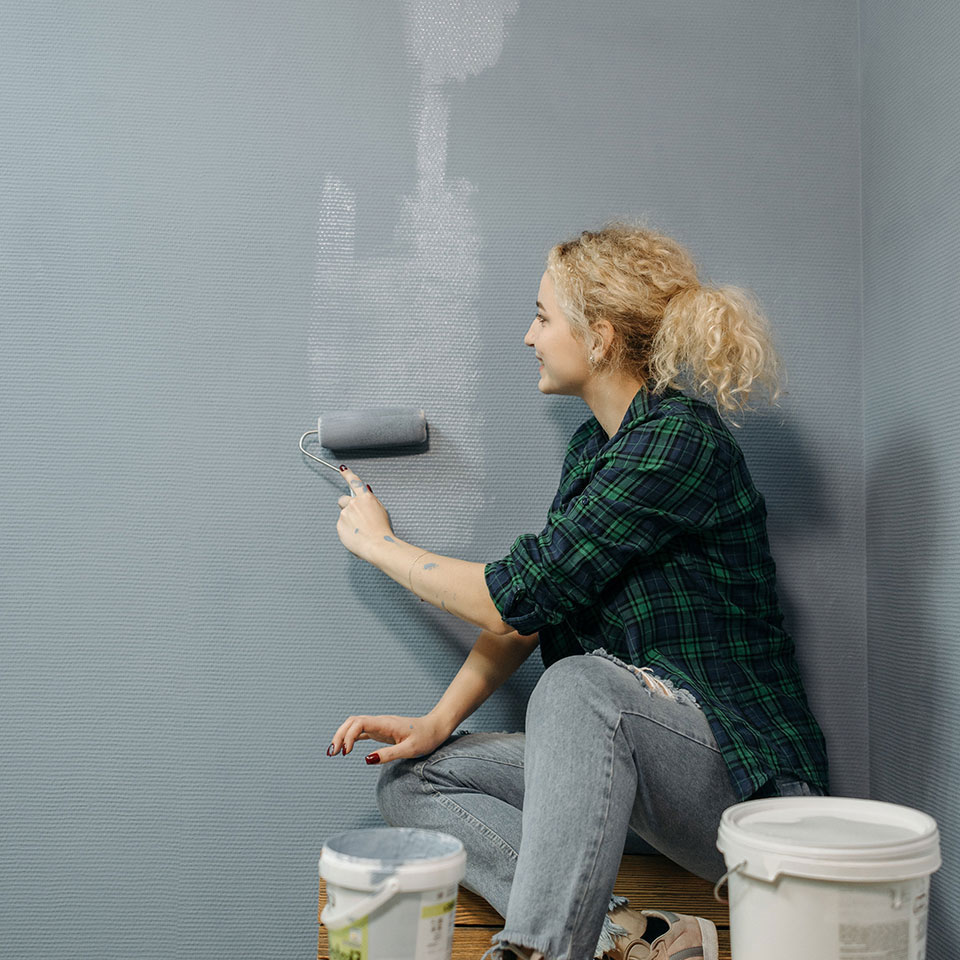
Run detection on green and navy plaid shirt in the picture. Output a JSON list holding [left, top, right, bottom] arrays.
[[484, 384, 829, 801]]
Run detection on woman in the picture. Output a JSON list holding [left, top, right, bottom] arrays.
[[327, 222, 829, 960]]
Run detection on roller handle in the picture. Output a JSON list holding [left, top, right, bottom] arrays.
[[299, 430, 357, 497]]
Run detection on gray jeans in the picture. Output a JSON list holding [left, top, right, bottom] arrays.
[[375, 649, 821, 960]]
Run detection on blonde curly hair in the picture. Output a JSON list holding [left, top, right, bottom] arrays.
[[547, 219, 786, 426]]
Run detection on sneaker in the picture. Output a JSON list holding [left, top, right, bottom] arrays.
[[599, 899, 652, 960], [604, 935, 652, 960], [639, 908, 718, 960]]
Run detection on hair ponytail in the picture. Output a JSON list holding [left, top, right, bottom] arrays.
[[547, 220, 786, 427], [652, 283, 785, 426]]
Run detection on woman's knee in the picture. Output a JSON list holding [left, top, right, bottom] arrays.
[[526, 655, 604, 719], [375, 756, 421, 826]]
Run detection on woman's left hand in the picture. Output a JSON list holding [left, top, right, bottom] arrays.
[[336, 465, 395, 559]]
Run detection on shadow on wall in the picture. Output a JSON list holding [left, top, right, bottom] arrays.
[[718, 403, 864, 800], [737, 409, 839, 640], [864, 427, 956, 959]]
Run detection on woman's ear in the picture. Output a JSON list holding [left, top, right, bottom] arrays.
[[595, 320, 616, 362]]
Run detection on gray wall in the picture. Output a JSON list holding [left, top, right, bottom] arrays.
[[0, 0, 918, 956], [861, 3, 960, 957]]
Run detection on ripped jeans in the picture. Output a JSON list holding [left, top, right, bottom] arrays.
[[375, 649, 821, 960]]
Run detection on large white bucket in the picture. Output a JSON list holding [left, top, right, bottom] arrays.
[[716, 796, 940, 960], [320, 827, 466, 960]]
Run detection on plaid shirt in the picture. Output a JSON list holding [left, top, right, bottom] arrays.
[[484, 385, 829, 800]]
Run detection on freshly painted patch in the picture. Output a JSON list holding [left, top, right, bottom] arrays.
[[310, 0, 518, 628]]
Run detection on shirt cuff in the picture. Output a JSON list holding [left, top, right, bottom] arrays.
[[483, 555, 553, 635]]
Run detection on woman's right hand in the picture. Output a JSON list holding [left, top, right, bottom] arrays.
[[326, 712, 456, 765]]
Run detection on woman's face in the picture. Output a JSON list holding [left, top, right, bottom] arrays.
[[524, 271, 594, 397]]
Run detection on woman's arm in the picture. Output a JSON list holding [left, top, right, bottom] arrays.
[[334, 466, 515, 635], [428, 628, 541, 732], [366, 534, 513, 634], [327, 627, 540, 763]]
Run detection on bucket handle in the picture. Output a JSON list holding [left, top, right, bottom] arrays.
[[321, 875, 402, 931], [712, 860, 746, 904]]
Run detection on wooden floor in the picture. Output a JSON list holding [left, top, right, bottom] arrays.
[[319, 854, 731, 960]]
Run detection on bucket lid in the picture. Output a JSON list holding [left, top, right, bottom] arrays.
[[320, 827, 466, 893], [717, 796, 941, 883]]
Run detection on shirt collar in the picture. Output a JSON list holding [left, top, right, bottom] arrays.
[[617, 384, 654, 434], [580, 382, 660, 459]]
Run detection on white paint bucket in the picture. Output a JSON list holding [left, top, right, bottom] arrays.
[[716, 796, 940, 960], [320, 827, 466, 960]]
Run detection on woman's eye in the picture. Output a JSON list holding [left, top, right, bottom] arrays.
[[536, 314, 546, 323]]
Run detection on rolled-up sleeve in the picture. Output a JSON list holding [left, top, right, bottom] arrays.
[[483, 418, 719, 634]]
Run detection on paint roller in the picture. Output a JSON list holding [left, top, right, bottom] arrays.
[[299, 405, 428, 493]]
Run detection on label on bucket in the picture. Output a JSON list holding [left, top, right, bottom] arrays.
[[727, 872, 932, 960], [329, 915, 367, 960], [839, 887, 929, 960], [417, 884, 457, 960]]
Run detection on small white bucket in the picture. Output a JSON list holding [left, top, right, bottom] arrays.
[[320, 827, 466, 960], [716, 796, 940, 960]]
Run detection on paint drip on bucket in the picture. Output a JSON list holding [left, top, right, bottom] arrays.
[[716, 797, 940, 960], [320, 827, 466, 960]]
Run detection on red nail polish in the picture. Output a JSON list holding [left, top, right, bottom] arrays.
[[327, 743, 336, 757], [339, 464, 347, 471], [365, 753, 381, 764], [366, 484, 372, 493]]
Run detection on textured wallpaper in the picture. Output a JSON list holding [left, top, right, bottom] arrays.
[[1, 2, 874, 957], [861, 2, 960, 956]]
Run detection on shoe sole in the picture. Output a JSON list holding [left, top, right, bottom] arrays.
[[696, 916, 718, 960]]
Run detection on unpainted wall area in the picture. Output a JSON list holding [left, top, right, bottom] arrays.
[[1, 2, 866, 957], [861, 2, 960, 956]]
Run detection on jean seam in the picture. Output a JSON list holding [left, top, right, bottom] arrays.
[[419, 753, 525, 771], [415, 755, 521, 860], [562, 709, 623, 960], [619, 709, 722, 754]]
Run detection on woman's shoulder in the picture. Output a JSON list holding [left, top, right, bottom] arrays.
[[646, 388, 742, 452], [563, 386, 744, 472], [604, 388, 744, 476]]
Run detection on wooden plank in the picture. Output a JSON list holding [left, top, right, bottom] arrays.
[[591, 858, 728, 925]]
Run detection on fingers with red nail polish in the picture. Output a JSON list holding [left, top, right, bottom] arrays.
[[326, 740, 378, 763]]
